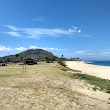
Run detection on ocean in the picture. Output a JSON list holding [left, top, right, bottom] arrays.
[[86, 61, 110, 66]]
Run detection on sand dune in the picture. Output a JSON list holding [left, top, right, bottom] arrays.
[[66, 61, 110, 80]]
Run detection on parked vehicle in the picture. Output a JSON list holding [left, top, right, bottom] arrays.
[[0, 63, 7, 66]]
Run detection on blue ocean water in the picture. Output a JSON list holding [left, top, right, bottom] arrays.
[[86, 61, 110, 66]]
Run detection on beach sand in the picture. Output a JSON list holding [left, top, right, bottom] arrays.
[[66, 61, 110, 80]]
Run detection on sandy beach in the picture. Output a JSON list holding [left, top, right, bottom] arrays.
[[66, 61, 110, 80]]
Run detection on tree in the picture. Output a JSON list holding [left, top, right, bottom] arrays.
[[61, 55, 64, 58], [45, 56, 57, 63], [45, 57, 49, 63], [0, 57, 3, 63], [15, 54, 19, 63], [16, 54, 19, 58], [61, 54, 66, 61]]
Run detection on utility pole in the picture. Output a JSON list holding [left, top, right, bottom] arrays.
[[8, 51, 9, 62], [24, 51, 26, 72], [23, 51, 26, 72]]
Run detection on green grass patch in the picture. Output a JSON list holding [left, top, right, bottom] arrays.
[[69, 73, 110, 94]]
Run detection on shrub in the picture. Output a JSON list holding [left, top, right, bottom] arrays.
[[58, 60, 66, 67]]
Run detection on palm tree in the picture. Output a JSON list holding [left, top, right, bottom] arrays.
[[61, 55, 64, 58]]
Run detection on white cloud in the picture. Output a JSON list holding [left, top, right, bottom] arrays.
[[73, 27, 77, 30], [4, 25, 19, 31], [0, 46, 12, 51], [102, 50, 110, 55], [29, 46, 38, 49], [33, 16, 47, 23], [15, 47, 27, 51], [74, 50, 97, 56], [0, 45, 67, 52], [78, 30, 81, 33], [3, 25, 81, 39], [74, 49, 110, 56], [24, 28, 70, 37], [48, 48, 67, 51], [29, 46, 67, 51], [68, 26, 81, 33], [79, 34, 92, 37], [68, 29, 76, 33], [4, 31, 22, 38]]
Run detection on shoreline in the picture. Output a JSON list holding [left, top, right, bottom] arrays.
[[66, 61, 110, 80]]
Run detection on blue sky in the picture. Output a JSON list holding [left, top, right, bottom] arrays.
[[0, 0, 110, 60]]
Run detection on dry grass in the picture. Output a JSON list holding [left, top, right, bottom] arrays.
[[0, 62, 110, 110]]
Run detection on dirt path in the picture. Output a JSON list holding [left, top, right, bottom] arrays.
[[0, 63, 110, 110]]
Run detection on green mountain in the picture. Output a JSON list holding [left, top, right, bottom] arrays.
[[2, 49, 55, 62]]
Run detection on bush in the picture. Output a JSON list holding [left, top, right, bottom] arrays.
[[45, 56, 57, 63], [58, 60, 66, 67]]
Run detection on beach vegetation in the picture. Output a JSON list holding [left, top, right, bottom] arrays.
[[58, 60, 66, 67], [45, 56, 57, 63], [92, 86, 98, 91], [69, 73, 110, 94]]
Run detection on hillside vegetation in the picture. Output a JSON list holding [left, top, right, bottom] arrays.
[[2, 49, 55, 62]]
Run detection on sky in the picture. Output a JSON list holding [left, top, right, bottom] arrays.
[[0, 0, 110, 60]]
